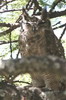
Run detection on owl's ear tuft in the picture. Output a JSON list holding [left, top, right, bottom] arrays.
[[41, 7, 48, 21]]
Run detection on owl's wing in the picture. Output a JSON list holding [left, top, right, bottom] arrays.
[[44, 29, 65, 58]]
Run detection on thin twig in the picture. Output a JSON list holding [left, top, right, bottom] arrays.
[[0, 40, 18, 45], [9, 32, 13, 58], [13, 80, 31, 84], [16, 49, 20, 59], [49, 0, 63, 12], [52, 21, 61, 26], [0, 24, 20, 37], [59, 26, 66, 41], [53, 23, 66, 30], [5, 0, 8, 10], [0, 9, 22, 13], [0, 0, 16, 9]]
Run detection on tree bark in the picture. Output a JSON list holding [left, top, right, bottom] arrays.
[[0, 56, 66, 80], [0, 55, 66, 100]]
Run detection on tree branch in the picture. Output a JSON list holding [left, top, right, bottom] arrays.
[[49, 0, 63, 12], [0, 0, 16, 9], [49, 9, 66, 18], [0, 8, 22, 13], [34, 9, 66, 18], [0, 10, 66, 37], [0, 23, 20, 37], [0, 56, 66, 81], [53, 23, 66, 30], [0, 40, 18, 45], [0, 23, 19, 27], [59, 26, 66, 41]]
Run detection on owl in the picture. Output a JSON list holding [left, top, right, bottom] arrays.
[[19, 8, 65, 90], [19, 7, 65, 100], [19, 8, 65, 58]]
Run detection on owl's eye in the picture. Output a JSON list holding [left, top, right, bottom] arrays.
[[42, 20, 51, 28], [37, 19, 51, 29]]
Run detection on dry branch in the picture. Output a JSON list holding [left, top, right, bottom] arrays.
[[0, 23, 19, 27], [0, 40, 18, 45], [50, 0, 63, 12], [0, 23, 20, 37], [59, 26, 66, 41], [0, 9, 66, 37], [0, 0, 16, 9], [53, 23, 66, 30], [49, 9, 66, 18], [0, 9, 22, 13], [0, 9, 66, 19]]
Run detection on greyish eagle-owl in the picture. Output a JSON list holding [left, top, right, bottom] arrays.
[[19, 8, 65, 92]]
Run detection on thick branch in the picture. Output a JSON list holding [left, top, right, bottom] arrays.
[[0, 23, 19, 27], [35, 9, 66, 19], [0, 56, 66, 80], [49, 9, 66, 18]]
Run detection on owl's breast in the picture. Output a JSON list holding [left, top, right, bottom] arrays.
[[19, 28, 47, 56]]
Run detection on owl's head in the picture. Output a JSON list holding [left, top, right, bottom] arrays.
[[21, 8, 51, 34]]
